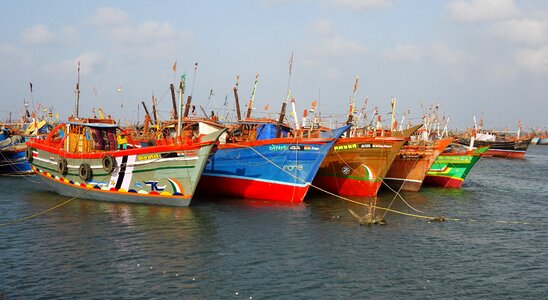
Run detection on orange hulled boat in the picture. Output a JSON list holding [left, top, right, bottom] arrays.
[[383, 137, 452, 192]]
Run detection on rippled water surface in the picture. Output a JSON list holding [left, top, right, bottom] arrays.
[[1, 146, 547, 299]]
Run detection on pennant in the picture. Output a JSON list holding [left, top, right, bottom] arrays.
[[223, 94, 228, 106], [172, 61, 177, 72], [353, 76, 359, 93], [311, 101, 317, 107], [264, 104, 269, 111], [29, 82, 33, 93], [194, 62, 198, 71]]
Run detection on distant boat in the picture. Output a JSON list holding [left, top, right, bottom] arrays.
[[313, 125, 421, 197], [384, 137, 453, 192], [196, 120, 350, 203], [537, 136, 548, 145], [27, 117, 225, 207], [458, 131, 532, 158], [423, 144, 488, 188], [0, 129, 33, 175]]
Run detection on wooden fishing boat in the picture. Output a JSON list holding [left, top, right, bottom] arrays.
[[196, 119, 350, 203], [457, 126, 532, 158], [423, 144, 488, 188], [0, 129, 33, 175], [312, 125, 421, 197], [383, 137, 453, 192], [26, 117, 226, 207]]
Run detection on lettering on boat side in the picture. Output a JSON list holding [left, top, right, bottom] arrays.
[[270, 145, 320, 151], [137, 153, 161, 161], [283, 164, 303, 172], [334, 143, 391, 151]]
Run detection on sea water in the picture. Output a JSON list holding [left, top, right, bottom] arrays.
[[1, 146, 547, 298]]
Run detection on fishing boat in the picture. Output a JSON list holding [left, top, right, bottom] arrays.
[[196, 119, 350, 203], [26, 117, 225, 207], [537, 135, 548, 145], [423, 144, 488, 188], [457, 131, 532, 158], [312, 125, 421, 197], [0, 128, 33, 175], [383, 137, 453, 192]]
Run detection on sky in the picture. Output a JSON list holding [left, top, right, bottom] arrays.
[[1, 0, 547, 130]]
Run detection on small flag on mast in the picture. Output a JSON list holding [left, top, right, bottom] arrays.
[[172, 61, 177, 72], [29, 82, 33, 93]]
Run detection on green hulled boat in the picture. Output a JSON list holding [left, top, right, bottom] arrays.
[[423, 145, 488, 188]]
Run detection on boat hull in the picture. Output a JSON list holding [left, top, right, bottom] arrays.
[[423, 147, 487, 188], [0, 145, 33, 175], [458, 138, 531, 158], [384, 138, 452, 192], [28, 129, 225, 207], [313, 137, 408, 197], [196, 126, 350, 202]]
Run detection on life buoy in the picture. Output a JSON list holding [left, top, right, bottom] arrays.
[[57, 158, 68, 176], [26, 147, 34, 162], [102, 155, 116, 173], [79, 163, 92, 181]]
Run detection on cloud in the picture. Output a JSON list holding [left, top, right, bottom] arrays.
[[327, 0, 393, 10], [0, 44, 32, 67], [20, 24, 57, 45], [43, 52, 103, 76], [384, 43, 464, 65], [88, 7, 192, 59], [515, 47, 548, 74], [491, 19, 546, 45], [63, 26, 78, 39], [306, 20, 365, 57], [449, 0, 519, 22], [88, 7, 129, 27], [307, 20, 333, 37]]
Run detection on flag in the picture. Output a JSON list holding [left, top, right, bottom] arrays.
[[289, 51, 294, 75], [264, 104, 269, 111], [353, 76, 359, 93], [194, 62, 198, 71], [172, 61, 177, 72], [29, 82, 33, 93], [235, 74, 240, 87], [224, 94, 228, 106], [311, 101, 317, 107]]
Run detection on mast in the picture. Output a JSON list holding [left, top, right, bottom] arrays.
[[177, 74, 186, 138], [233, 75, 242, 121], [390, 97, 396, 131], [184, 63, 198, 118], [74, 61, 80, 118], [346, 76, 359, 128], [170, 83, 178, 120], [151, 94, 158, 125], [291, 98, 300, 130], [277, 52, 294, 137], [246, 73, 259, 118]]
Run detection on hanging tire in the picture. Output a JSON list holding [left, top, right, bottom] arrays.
[[26, 147, 34, 162], [57, 158, 68, 176], [102, 155, 116, 173], [79, 163, 92, 181]]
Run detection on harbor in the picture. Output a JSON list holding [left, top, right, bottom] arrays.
[[1, 145, 547, 298]]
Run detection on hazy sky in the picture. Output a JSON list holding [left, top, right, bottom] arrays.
[[1, 0, 547, 130]]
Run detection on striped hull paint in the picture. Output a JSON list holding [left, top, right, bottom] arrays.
[[384, 138, 453, 192], [423, 147, 487, 188], [27, 129, 225, 207], [0, 145, 33, 175], [196, 125, 350, 202], [312, 126, 420, 197]]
